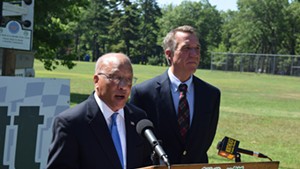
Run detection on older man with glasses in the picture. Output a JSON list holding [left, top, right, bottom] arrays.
[[47, 53, 152, 169]]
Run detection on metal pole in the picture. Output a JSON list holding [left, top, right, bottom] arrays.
[[291, 57, 294, 75], [272, 56, 276, 74], [210, 53, 213, 71], [0, 1, 3, 24], [240, 56, 244, 72]]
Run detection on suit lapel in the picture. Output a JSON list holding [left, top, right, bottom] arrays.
[[187, 77, 209, 144], [87, 95, 122, 169], [156, 73, 183, 143], [124, 105, 140, 168]]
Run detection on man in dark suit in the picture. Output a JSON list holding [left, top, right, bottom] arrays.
[[130, 25, 221, 165], [47, 53, 152, 169]]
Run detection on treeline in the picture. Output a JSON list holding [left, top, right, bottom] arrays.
[[28, 0, 300, 70]]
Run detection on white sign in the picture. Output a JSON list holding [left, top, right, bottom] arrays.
[[0, 77, 70, 169], [0, 21, 32, 50]]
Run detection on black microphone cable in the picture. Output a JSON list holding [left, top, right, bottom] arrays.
[[217, 136, 273, 161], [238, 147, 272, 161]]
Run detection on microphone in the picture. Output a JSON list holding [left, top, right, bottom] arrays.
[[136, 119, 170, 167], [217, 136, 272, 161]]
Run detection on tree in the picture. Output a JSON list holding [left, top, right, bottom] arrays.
[[283, 1, 300, 55], [75, 0, 111, 61], [158, 0, 223, 68], [217, 10, 238, 52], [107, 0, 140, 57], [34, 0, 89, 70], [230, 0, 289, 54], [134, 0, 162, 64], [220, 0, 299, 74]]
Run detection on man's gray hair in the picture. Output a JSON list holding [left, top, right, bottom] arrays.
[[162, 25, 198, 53]]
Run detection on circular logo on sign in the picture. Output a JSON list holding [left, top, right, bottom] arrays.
[[8, 21, 20, 34]]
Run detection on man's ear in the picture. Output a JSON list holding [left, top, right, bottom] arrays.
[[165, 49, 171, 58], [165, 50, 172, 65], [93, 75, 99, 84]]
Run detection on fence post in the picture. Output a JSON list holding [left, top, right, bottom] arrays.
[[290, 56, 294, 75]]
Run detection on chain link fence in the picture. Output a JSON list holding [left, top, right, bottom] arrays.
[[210, 52, 300, 76]]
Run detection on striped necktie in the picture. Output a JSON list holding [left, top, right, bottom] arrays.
[[177, 83, 190, 140]]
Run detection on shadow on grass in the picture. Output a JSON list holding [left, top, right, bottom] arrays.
[[70, 93, 90, 105]]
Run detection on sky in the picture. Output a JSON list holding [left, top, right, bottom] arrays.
[[156, 0, 238, 11]]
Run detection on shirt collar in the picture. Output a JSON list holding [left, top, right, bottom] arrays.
[[167, 68, 193, 93], [94, 92, 125, 120]]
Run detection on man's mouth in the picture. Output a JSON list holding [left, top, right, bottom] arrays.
[[115, 95, 126, 100]]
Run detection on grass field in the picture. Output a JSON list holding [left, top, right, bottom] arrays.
[[34, 60, 300, 169]]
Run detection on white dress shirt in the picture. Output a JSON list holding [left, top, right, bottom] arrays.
[[168, 69, 194, 125], [94, 93, 127, 168]]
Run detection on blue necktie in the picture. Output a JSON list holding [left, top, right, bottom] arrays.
[[110, 113, 124, 168]]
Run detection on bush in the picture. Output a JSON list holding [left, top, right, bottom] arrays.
[[147, 55, 164, 66]]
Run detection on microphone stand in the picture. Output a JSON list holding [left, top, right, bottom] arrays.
[[149, 140, 171, 169], [235, 153, 241, 162], [151, 151, 171, 169]]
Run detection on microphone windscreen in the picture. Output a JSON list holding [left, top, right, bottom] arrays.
[[217, 136, 240, 160], [136, 119, 154, 135]]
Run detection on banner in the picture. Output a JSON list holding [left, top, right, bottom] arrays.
[[0, 77, 70, 169]]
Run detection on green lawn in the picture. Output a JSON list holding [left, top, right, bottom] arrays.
[[35, 60, 300, 169]]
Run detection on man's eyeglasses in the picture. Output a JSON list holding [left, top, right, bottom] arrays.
[[97, 73, 137, 85]]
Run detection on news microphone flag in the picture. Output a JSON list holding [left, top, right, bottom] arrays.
[[217, 136, 239, 160], [217, 136, 273, 161]]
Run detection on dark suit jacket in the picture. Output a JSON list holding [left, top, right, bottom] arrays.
[[47, 93, 152, 169], [129, 71, 221, 165]]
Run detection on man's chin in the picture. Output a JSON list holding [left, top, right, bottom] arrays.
[[188, 66, 198, 72], [114, 101, 127, 109]]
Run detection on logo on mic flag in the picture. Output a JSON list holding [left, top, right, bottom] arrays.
[[217, 136, 239, 160]]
